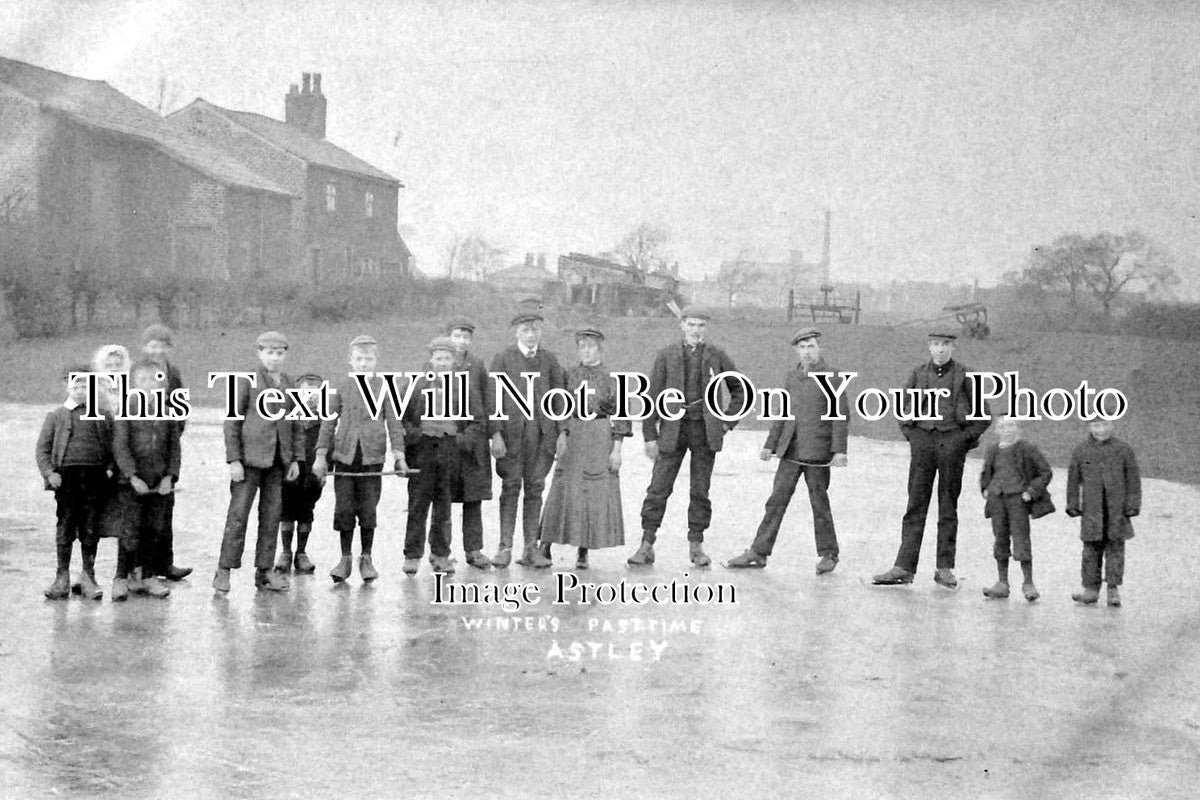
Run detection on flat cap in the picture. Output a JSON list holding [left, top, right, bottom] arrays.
[[256, 331, 289, 349], [511, 311, 544, 326], [679, 305, 711, 321], [927, 329, 958, 341], [574, 327, 605, 342], [349, 334, 378, 349], [64, 362, 92, 380], [791, 326, 821, 345], [445, 318, 476, 334], [142, 324, 173, 346], [427, 336, 457, 354], [296, 372, 324, 385]]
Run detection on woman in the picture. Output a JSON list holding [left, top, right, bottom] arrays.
[[537, 328, 630, 569], [91, 343, 131, 417]]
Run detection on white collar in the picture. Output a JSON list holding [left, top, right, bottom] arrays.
[[63, 399, 81, 410], [518, 342, 538, 358]]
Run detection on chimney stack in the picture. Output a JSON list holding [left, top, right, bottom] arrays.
[[285, 71, 328, 139]]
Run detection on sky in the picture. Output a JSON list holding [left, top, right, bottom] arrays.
[[4, 0, 1199, 295]]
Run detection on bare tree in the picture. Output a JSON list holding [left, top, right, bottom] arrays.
[[716, 248, 760, 308], [615, 223, 670, 277], [443, 233, 506, 281]]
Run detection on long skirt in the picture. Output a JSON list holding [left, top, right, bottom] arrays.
[[538, 418, 625, 549]]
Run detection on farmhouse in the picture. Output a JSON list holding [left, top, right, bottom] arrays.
[[169, 72, 411, 283], [0, 56, 294, 282], [552, 252, 684, 315]]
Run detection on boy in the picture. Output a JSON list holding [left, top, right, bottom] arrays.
[[313, 335, 403, 583], [489, 311, 566, 568], [276, 373, 326, 574], [979, 416, 1054, 602], [141, 324, 192, 581], [402, 337, 485, 573], [1066, 418, 1141, 607], [214, 331, 304, 593], [35, 364, 112, 600], [110, 360, 178, 601], [435, 319, 493, 570]]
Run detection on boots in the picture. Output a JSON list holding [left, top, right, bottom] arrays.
[[274, 549, 293, 574], [212, 568, 231, 593], [465, 550, 492, 570], [575, 548, 589, 570], [726, 549, 768, 569], [626, 541, 655, 566], [815, 555, 838, 575], [872, 566, 914, 585], [403, 558, 421, 575], [132, 568, 171, 598], [111, 577, 129, 602], [1022, 583, 1040, 602], [44, 570, 71, 600], [329, 555, 353, 583], [77, 570, 103, 600], [293, 552, 316, 574], [516, 544, 551, 568], [1072, 586, 1100, 605], [491, 546, 513, 569], [982, 581, 1010, 599], [255, 568, 289, 592], [429, 554, 456, 573], [164, 565, 193, 581], [689, 542, 711, 568], [1107, 586, 1122, 607], [359, 554, 379, 582], [933, 569, 958, 589]]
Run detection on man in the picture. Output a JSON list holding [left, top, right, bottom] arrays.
[[629, 306, 745, 568], [436, 318, 494, 570], [489, 310, 566, 568], [726, 327, 848, 574], [873, 330, 991, 588]]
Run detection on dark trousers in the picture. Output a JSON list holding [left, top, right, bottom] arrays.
[[751, 460, 837, 558], [219, 462, 284, 571], [895, 428, 969, 572], [53, 465, 108, 571], [332, 460, 382, 531], [990, 493, 1032, 562], [1082, 535, 1125, 588], [115, 485, 172, 578], [495, 424, 554, 549], [405, 435, 456, 559], [282, 464, 324, 524], [639, 418, 716, 542], [437, 501, 484, 554]]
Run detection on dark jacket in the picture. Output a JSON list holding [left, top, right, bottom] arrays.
[[897, 359, 991, 448], [980, 440, 1055, 520], [401, 369, 487, 457], [223, 367, 305, 469], [35, 405, 113, 484], [1066, 436, 1141, 541], [487, 346, 567, 454], [317, 375, 404, 466], [113, 418, 181, 486], [452, 352, 493, 502], [762, 358, 848, 462], [642, 341, 745, 453]]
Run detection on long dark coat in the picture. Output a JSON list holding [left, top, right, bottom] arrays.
[[451, 352, 493, 502], [1066, 435, 1141, 541]]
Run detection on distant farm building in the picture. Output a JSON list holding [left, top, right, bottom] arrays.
[[548, 253, 684, 315]]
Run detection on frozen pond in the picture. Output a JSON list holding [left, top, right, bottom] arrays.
[[2, 404, 1198, 798]]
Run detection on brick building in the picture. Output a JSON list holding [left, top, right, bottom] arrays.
[[0, 57, 294, 282], [170, 73, 411, 284], [552, 252, 684, 315]]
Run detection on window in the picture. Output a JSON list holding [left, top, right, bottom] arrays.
[[364, 192, 375, 218], [325, 183, 337, 212]]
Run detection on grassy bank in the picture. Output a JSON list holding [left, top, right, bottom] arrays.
[[2, 310, 1195, 483]]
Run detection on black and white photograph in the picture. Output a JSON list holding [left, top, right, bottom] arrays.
[[1, 1, 1199, 797]]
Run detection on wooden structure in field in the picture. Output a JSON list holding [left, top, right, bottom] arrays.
[[790, 284, 861, 324]]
